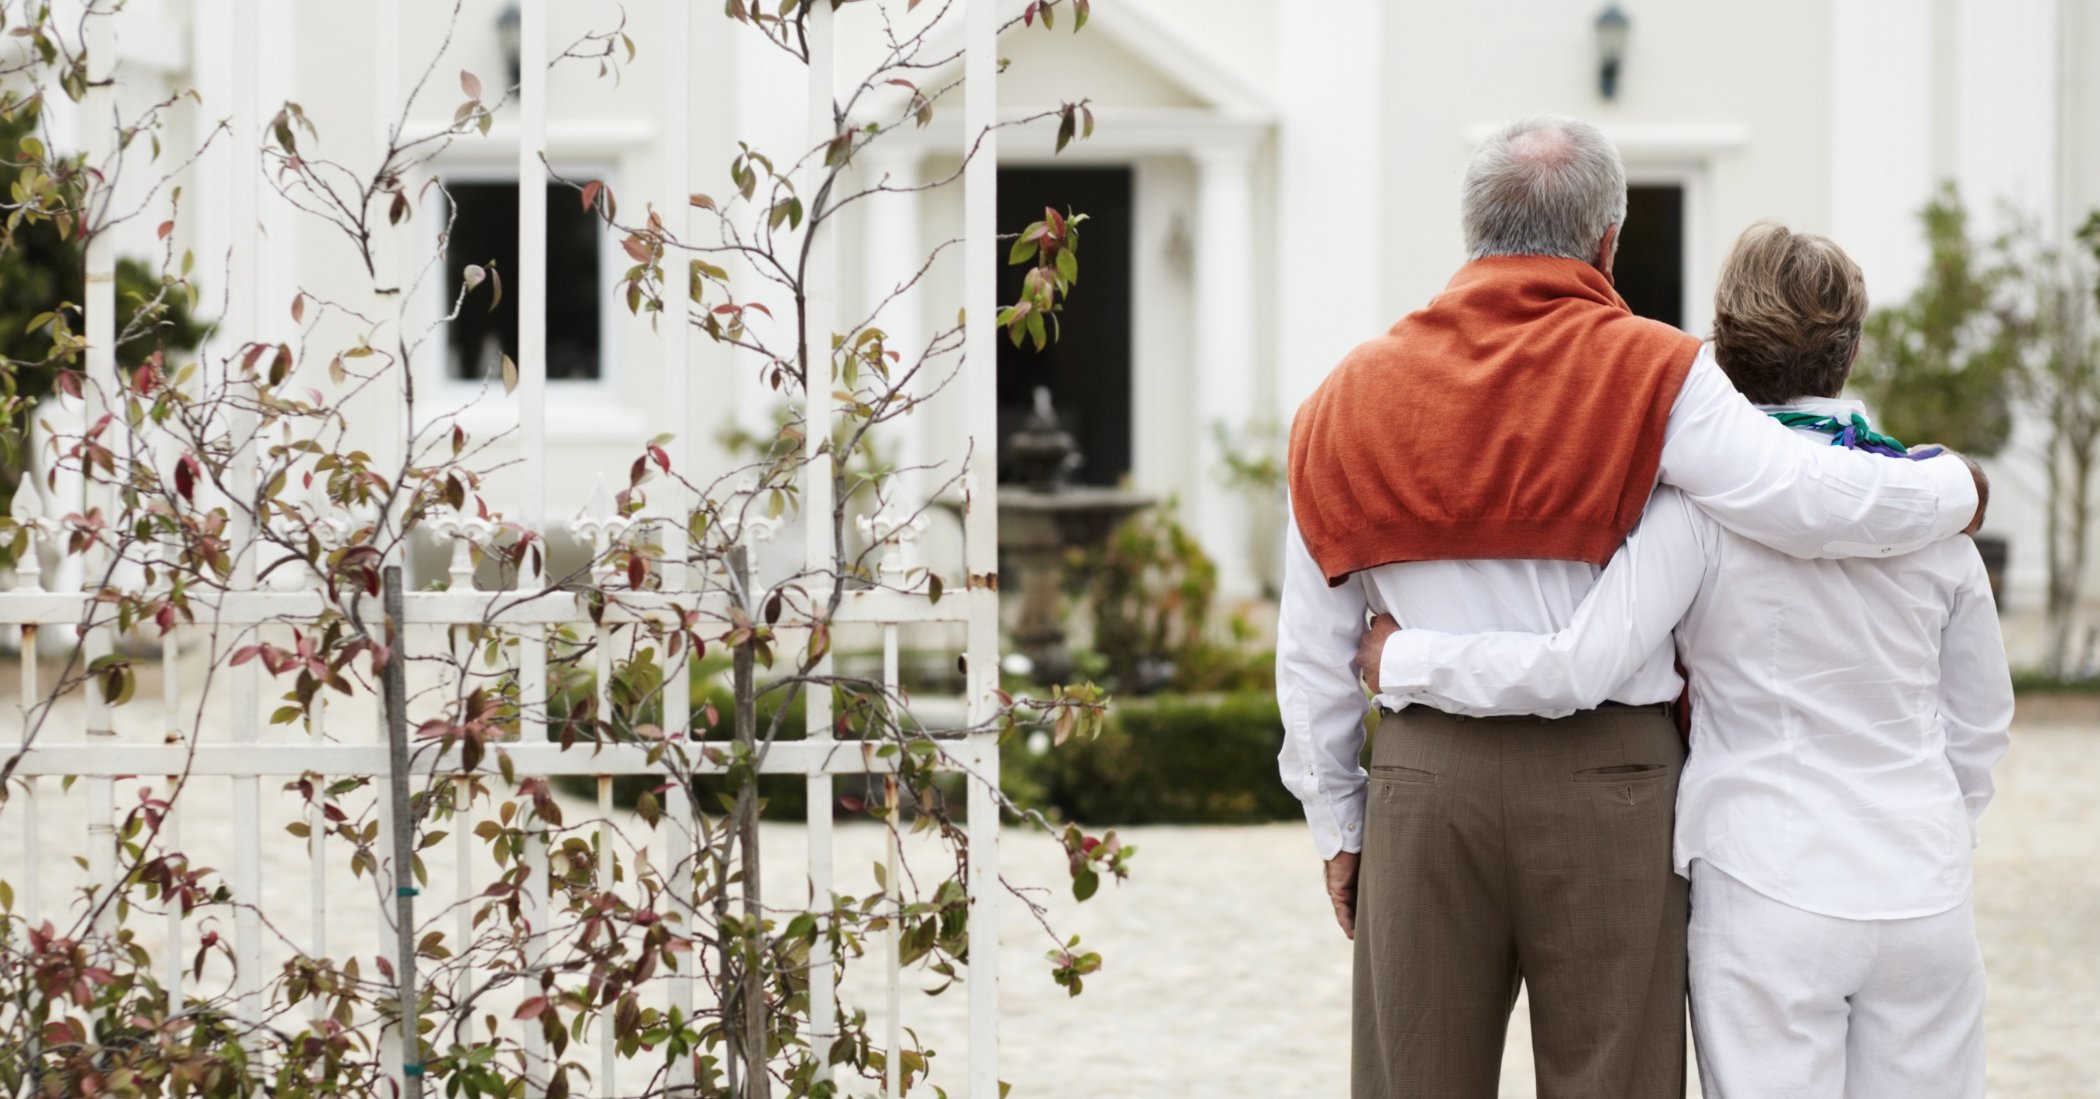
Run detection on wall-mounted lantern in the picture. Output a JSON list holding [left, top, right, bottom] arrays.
[[1595, 4, 1630, 100], [498, 3, 523, 91]]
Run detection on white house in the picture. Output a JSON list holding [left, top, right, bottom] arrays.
[[47, 0, 2100, 622]]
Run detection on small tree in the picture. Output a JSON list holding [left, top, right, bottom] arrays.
[[1998, 210, 2100, 676], [0, 100, 207, 528], [0, 2, 1127, 1096], [1851, 184, 2020, 457]]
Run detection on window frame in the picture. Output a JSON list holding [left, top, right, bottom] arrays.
[[410, 153, 637, 441], [1623, 163, 1714, 339]]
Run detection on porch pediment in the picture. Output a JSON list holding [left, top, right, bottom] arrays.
[[860, 0, 1275, 125]]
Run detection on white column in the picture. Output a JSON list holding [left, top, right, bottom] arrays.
[[1830, 0, 1935, 300], [1191, 144, 1261, 599], [1275, 0, 1383, 416], [860, 150, 926, 501]]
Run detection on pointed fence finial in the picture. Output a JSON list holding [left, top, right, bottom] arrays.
[[856, 506, 929, 589], [9, 486, 52, 592], [429, 507, 495, 591], [568, 474, 635, 585]]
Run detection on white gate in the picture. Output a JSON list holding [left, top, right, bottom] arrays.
[[0, 1, 1028, 1095]]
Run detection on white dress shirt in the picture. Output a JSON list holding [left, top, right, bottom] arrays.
[[1375, 399, 2014, 919], [1277, 351, 1981, 861]]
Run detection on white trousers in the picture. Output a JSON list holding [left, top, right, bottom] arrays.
[[1687, 860, 1987, 1099]]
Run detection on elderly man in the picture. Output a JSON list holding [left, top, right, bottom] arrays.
[[1276, 115, 1989, 1098]]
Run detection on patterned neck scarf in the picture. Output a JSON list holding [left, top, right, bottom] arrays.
[[1767, 410, 1941, 461]]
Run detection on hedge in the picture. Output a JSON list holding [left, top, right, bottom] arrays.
[[554, 670, 1301, 827], [1002, 691, 1298, 826]]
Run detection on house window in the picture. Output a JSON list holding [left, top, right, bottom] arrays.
[[442, 180, 604, 382], [1616, 183, 1686, 330]]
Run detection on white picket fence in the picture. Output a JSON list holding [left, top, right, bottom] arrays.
[[0, 1, 1011, 1095]]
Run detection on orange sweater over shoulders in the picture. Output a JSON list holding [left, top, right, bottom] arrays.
[[1287, 255, 1700, 585]]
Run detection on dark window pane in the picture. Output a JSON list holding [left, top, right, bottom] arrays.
[[1617, 184, 1685, 331], [443, 181, 602, 381]]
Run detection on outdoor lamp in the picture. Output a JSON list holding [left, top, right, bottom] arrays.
[[498, 3, 523, 90], [1595, 4, 1630, 100]]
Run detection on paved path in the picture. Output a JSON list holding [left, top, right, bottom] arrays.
[[825, 720, 2099, 1097]]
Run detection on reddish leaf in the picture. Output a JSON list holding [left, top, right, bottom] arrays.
[[156, 220, 173, 240], [514, 995, 549, 1020], [627, 552, 646, 589], [581, 180, 602, 212], [174, 454, 199, 503], [460, 70, 482, 100]]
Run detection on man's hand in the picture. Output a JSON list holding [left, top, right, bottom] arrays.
[[1355, 613, 1401, 695], [1918, 445, 1989, 533], [1325, 851, 1361, 940]]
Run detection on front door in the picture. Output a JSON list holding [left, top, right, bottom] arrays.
[[994, 166, 1135, 487], [1617, 183, 1687, 330]]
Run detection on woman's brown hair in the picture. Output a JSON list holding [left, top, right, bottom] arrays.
[[1710, 220, 1869, 405]]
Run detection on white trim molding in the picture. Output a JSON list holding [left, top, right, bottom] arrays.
[[881, 107, 1271, 165], [1465, 121, 1751, 165], [401, 118, 660, 166]]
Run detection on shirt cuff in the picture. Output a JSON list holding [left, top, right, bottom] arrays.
[[1302, 783, 1366, 860], [1925, 451, 1981, 537], [1379, 630, 1442, 698]]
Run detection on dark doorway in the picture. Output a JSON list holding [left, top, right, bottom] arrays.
[[996, 167, 1134, 486], [1616, 183, 1685, 331]]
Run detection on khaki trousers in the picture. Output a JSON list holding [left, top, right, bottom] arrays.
[[1352, 705, 1688, 1099]]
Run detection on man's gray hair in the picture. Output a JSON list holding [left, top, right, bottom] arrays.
[[1462, 115, 1628, 262]]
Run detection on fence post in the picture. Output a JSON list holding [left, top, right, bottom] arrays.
[[962, 1, 1003, 1095], [382, 566, 423, 1095], [656, 0, 698, 1085], [801, 0, 840, 1084], [729, 543, 768, 1098]]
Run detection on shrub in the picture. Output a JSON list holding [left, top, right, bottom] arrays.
[[1079, 502, 1274, 694], [1005, 691, 1299, 825]]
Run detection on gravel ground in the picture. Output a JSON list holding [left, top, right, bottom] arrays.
[[3, 692, 2094, 1096]]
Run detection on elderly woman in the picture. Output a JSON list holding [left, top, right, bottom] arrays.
[[1358, 221, 2013, 1097]]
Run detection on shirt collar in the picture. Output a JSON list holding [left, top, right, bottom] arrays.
[[1754, 396, 1871, 423]]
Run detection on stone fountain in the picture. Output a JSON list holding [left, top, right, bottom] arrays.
[[996, 388, 1155, 683]]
